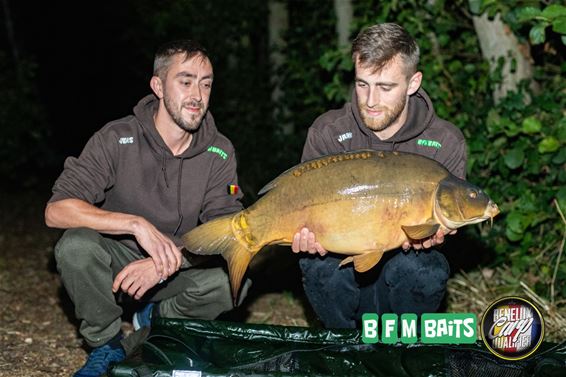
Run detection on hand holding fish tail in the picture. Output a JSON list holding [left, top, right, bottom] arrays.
[[291, 227, 327, 256]]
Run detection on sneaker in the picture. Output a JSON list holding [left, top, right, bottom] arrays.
[[74, 342, 125, 377], [132, 302, 154, 331]]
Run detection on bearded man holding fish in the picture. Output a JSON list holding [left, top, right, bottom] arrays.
[[294, 23, 471, 328]]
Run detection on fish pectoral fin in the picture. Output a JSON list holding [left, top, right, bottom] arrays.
[[339, 256, 354, 267], [352, 251, 384, 273], [401, 222, 440, 240]]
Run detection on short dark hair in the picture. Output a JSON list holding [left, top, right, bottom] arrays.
[[153, 40, 210, 79], [351, 23, 419, 77]]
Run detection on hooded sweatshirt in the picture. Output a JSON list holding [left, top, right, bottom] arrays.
[[302, 88, 467, 179], [49, 95, 243, 252]]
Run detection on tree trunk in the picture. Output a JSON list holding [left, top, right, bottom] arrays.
[[334, 0, 353, 48], [268, 0, 291, 134], [472, 12, 538, 103]]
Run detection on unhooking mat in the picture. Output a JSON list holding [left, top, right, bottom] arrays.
[[108, 318, 566, 377]]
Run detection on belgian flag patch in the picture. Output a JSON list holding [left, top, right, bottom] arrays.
[[228, 184, 239, 195]]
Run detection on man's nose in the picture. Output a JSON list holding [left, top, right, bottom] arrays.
[[189, 85, 202, 102], [366, 87, 379, 108]]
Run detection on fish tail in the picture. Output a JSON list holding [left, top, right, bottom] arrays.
[[181, 211, 257, 304]]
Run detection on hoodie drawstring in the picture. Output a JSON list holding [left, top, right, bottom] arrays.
[[161, 150, 170, 188], [173, 158, 184, 236]]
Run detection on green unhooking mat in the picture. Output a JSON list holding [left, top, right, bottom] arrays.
[[109, 318, 566, 377]]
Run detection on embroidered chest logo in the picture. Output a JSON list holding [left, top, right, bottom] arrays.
[[118, 137, 134, 144], [417, 139, 442, 149], [207, 146, 228, 160], [337, 132, 352, 143]]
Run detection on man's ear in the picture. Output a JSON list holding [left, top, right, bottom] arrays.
[[150, 76, 164, 99], [407, 71, 422, 96]]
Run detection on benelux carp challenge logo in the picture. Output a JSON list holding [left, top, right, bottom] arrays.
[[481, 296, 544, 360]]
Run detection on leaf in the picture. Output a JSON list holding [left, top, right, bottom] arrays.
[[515, 6, 542, 22], [468, 0, 482, 14], [538, 137, 560, 153], [562, 35, 566, 45], [507, 211, 528, 233], [503, 119, 520, 137], [505, 227, 524, 242], [521, 116, 542, 134], [552, 16, 566, 34], [542, 5, 566, 20], [504, 148, 525, 169], [552, 148, 566, 164], [486, 109, 503, 134], [530, 23, 548, 45]]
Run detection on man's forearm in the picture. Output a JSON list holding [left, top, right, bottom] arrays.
[[45, 198, 142, 236]]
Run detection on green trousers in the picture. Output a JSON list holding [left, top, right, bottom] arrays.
[[54, 227, 250, 350]]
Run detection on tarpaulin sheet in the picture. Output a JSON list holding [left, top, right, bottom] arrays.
[[109, 318, 566, 377]]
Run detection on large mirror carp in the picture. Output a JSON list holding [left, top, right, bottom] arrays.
[[182, 150, 499, 303]]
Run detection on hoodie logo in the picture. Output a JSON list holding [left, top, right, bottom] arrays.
[[337, 132, 353, 143], [207, 146, 228, 160], [118, 137, 134, 145], [417, 139, 442, 149]]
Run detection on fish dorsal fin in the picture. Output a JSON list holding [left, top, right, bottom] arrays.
[[257, 177, 280, 195], [258, 150, 376, 196], [401, 221, 440, 240]]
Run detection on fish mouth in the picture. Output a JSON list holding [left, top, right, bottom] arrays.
[[485, 201, 500, 227], [437, 201, 500, 229], [465, 201, 499, 228]]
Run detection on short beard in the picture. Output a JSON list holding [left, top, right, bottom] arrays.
[[164, 96, 205, 133], [358, 98, 405, 132]]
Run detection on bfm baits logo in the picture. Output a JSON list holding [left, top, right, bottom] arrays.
[[362, 313, 477, 344], [480, 296, 544, 360]]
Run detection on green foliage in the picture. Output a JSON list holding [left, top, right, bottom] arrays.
[[470, 0, 566, 45]]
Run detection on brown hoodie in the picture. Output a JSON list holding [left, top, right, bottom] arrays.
[[302, 89, 467, 179], [49, 95, 243, 252]]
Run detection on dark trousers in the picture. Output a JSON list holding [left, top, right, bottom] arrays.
[[299, 249, 450, 328], [54, 228, 250, 350]]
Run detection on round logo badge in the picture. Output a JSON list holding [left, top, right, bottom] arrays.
[[480, 296, 544, 360]]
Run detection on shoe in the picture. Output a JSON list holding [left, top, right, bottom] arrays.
[[73, 342, 125, 377], [132, 302, 154, 331]]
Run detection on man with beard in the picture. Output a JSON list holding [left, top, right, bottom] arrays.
[[293, 23, 467, 328], [45, 40, 253, 376]]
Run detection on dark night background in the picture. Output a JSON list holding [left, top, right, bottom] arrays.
[[2, 1, 290, 199], [23, 2, 150, 159]]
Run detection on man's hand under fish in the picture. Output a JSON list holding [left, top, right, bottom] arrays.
[[291, 227, 456, 255]]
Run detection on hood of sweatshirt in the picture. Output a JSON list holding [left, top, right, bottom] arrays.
[[350, 88, 436, 144], [133, 94, 218, 160]]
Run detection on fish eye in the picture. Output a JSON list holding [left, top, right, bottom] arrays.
[[469, 190, 477, 199]]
